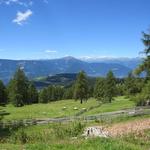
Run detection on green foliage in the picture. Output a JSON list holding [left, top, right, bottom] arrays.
[[12, 94, 24, 107], [105, 71, 116, 102], [39, 88, 49, 103], [7, 68, 39, 106], [63, 86, 74, 99], [52, 122, 85, 138], [0, 80, 7, 104], [94, 71, 116, 103], [124, 72, 144, 97], [133, 80, 150, 106], [135, 31, 150, 77], [13, 128, 28, 144], [39, 85, 65, 103], [74, 71, 89, 104], [27, 83, 39, 104], [115, 83, 124, 96], [0, 124, 149, 150], [7, 68, 29, 106], [94, 77, 105, 102]]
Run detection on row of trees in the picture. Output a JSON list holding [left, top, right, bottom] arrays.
[[0, 29, 150, 107], [0, 68, 117, 106], [0, 66, 147, 107], [94, 71, 116, 103]]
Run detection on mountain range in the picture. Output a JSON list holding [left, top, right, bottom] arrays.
[[0, 56, 142, 84]]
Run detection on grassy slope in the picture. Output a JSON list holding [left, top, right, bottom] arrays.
[[0, 97, 149, 150], [1, 98, 98, 121], [83, 96, 135, 116], [0, 97, 135, 121]]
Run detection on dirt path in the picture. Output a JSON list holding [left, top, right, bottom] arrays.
[[107, 118, 150, 137]]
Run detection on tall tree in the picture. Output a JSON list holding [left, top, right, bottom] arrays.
[[124, 72, 144, 96], [8, 68, 29, 106], [135, 31, 150, 78], [74, 71, 89, 104], [134, 29, 150, 106], [134, 80, 150, 106], [0, 80, 7, 104], [105, 71, 116, 103], [63, 87, 73, 99], [94, 77, 105, 102], [39, 88, 49, 103], [27, 83, 38, 104], [124, 72, 137, 96]]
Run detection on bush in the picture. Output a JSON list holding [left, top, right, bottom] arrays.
[[134, 80, 150, 106], [52, 122, 85, 138]]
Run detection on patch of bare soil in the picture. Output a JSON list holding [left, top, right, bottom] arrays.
[[107, 118, 150, 137]]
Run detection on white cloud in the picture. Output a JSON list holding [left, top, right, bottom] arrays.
[[0, 0, 33, 7], [45, 50, 57, 53], [12, 9, 33, 25]]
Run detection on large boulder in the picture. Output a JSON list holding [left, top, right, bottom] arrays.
[[82, 126, 109, 138]]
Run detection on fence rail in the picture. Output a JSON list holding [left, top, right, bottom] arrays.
[[0, 107, 150, 127]]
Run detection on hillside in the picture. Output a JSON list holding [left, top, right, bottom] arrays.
[[0, 56, 140, 84], [33, 73, 96, 89]]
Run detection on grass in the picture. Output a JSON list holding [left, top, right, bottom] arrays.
[[0, 97, 149, 150], [83, 96, 135, 116], [0, 120, 149, 150], [0, 98, 98, 121], [0, 138, 143, 150], [0, 96, 135, 121]]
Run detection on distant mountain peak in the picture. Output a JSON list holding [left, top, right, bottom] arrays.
[[61, 56, 77, 60], [0, 56, 141, 84]]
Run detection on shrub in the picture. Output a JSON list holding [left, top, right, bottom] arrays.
[[52, 122, 85, 138]]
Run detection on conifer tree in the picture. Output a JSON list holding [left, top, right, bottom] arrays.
[[105, 70, 116, 103], [8, 68, 29, 106], [0, 80, 7, 104], [94, 77, 105, 102], [124, 72, 142, 96], [39, 88, 49, 103], [135, 30, 150, 78], [74, 71, 89, 104], [27, 83, 38, 104]]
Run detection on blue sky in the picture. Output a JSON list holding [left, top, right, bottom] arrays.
[[0, 0, 150, 59]]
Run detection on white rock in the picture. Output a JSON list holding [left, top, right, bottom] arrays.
[[62, 107, 67, 110], [74, 107, 78, 110], [82, 126, 109, 138]]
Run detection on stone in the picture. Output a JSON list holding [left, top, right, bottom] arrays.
[[82, 126, 109, 138]]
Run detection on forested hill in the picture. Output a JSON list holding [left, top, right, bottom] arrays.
[[33, 73, 96, 89], [0, 56, 141, 83]]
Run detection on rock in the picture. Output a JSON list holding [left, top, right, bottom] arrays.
[[74, 107, 78, 110], [82, 126, 109, 138], [62, 107, 67, 110]]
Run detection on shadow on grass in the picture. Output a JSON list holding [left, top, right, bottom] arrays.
[[0, 107, 16, 141]]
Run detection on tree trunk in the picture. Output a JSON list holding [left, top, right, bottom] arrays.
[[80, 99, 83, 104]]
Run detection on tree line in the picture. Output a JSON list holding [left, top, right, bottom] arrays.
[[0, 67, 144, 107], [0, 29, 150, 107]]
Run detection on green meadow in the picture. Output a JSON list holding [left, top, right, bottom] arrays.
[[0, 96, 135, 121]]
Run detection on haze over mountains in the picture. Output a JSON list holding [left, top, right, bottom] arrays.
[[0, 56, 142, 83]]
